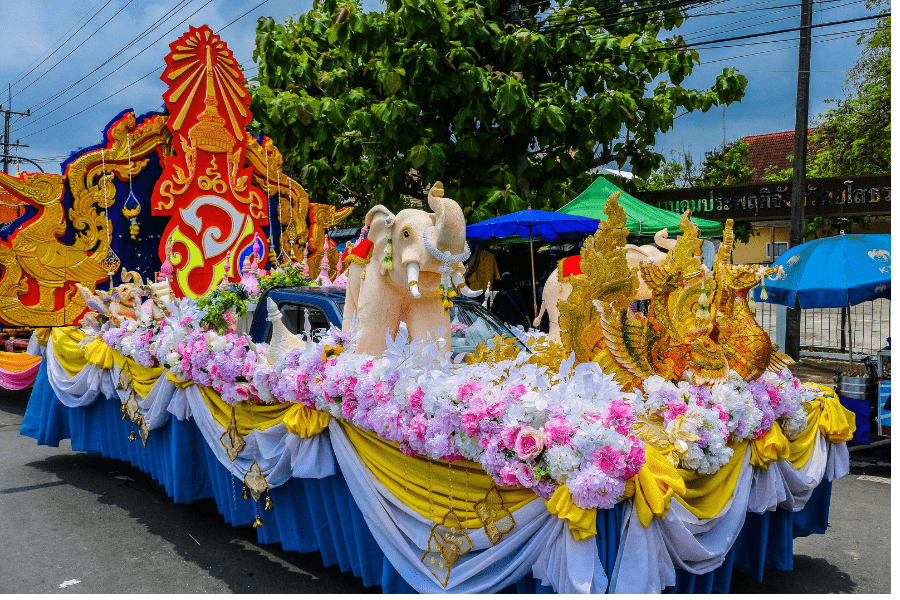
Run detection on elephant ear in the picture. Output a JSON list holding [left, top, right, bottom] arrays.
[[364, 205, 396, 273]]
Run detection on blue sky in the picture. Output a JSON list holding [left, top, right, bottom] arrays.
[[0, 0, 879, 174]]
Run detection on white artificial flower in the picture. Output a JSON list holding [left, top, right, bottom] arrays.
[[545, 445, 581, 479]]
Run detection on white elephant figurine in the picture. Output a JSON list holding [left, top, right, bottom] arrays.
[[343, 182, 479, 357], [534, 228, 675, 343]]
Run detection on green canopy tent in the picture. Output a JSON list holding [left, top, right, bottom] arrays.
[[558, 176, 723, 238]]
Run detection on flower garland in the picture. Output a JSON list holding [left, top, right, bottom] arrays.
[[81, 293, 814, 511]]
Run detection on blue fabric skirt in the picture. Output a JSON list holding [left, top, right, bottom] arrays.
[[20, 361, 832, 593]]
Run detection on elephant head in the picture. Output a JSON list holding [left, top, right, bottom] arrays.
[[343, 182, 478, 356]]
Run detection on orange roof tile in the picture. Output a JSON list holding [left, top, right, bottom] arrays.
[[742, 128, 819, 183]]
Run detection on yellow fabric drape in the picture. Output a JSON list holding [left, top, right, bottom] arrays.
[[622, 444, 687, 527], [675, 441, 750, 520], [35, 327, 51, 346], [283, 404, 331, 437], [165, 371, 195, 389], [545, 485, 597, 540], [340, 421, 536, 530], [51, 327, 89, 377], [0, 351, 42, 372], [84, 339, 115, 370], [198, 386, 298, 434], [749, 422, 791, 469], [808, 383, 856, 444], [110, 350, 163, 398]]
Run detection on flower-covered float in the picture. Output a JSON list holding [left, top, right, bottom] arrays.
[[22, 184, 856, 594]]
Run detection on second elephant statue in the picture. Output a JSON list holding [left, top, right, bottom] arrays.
[[534, 228, 676, 343]]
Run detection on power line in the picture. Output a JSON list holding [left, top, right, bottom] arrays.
[[8, 0, 113, 91], [17, 0, 198, 120], [8, 0, 108, 85], [218, 0, 272, 33], [17, 2, 274, 141], [11, 0, 134, 102], [13, 0, 220, 137]]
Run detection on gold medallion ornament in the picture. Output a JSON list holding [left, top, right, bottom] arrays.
[[219, 406, 246, 461], [473, 485, 515, 545], [421, 509, 474, 587]]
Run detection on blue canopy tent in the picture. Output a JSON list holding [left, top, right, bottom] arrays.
[[466, 209, 601, 320], [755, 233, 891, 367]]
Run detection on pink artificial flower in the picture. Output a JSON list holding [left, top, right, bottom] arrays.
[[593, 445, 626, 477], [341, 400, 358, 420], [543, 415, 575, 448], [498, 466, 521, 488], [515, 463, 537, 487], [514, 427, 544, 461], [604, 400, 636, 435], [500, 425, 521, 450], [234, 384, 250, 402], [509, 384, 527, 399], [582, 412, 604, 424], [409, 387, 424, 412]]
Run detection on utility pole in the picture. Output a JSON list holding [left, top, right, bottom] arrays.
[[785, 0, 813, 360], [1, 84, 31, 175]]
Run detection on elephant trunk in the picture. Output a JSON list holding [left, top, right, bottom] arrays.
[[406, 261, 421, 299], [655, 228, 677, 251], [428, 183, 467, 255]]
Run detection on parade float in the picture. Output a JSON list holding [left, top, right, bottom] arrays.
[[13, 25, 856, 594]]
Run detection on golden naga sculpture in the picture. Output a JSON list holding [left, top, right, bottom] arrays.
[[556, 193, 791, 391], [0, 112, 172, 326]]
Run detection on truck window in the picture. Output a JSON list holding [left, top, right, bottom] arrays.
[[267, 303, 331, 342]]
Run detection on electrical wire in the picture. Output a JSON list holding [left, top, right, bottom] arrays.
[[10, 0, 134, 102], [8, 0, 108, 85], [14, 0, 220, 136], [8, 0, 113, 91], [17, 2, 274, 141], [21, 0, 197, 117]]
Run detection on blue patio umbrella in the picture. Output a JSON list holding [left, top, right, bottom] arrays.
[[755, 234, 891, 309], [466, 209, 601, 319], [755, 233, 891, 367]]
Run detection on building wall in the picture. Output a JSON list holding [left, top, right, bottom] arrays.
[[732, 216, 890, 264], [732, 226, 791, 265]]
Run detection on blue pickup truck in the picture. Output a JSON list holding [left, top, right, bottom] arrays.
[[248, 286, 525, 356]]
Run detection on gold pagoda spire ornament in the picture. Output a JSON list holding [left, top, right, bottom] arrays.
[[188, 45, 233, 153]]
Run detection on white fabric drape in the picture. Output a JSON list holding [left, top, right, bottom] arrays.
[[26, 332, 46, 357], [611, 434, 849, 594], [44, 336, 335, 484], [45, 335, 115, 407], [329, 422, 607, 594], [42, 332, 852, 594]]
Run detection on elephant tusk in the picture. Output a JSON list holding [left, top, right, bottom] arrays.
[[451, 271, 480, 298], [407, 262, 421, 299]]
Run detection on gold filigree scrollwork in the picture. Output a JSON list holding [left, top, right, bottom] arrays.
[[219, 406, 246, 461], [197, 156, 227, 194], [157, 137, 197, 211], [473, 485, 515, 545]]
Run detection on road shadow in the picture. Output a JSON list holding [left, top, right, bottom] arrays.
[[730, 555, 857, 593], [0, 386, 32, 418], [24, 452, 379, 594]]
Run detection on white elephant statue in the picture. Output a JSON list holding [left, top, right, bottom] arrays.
[[343, 182, 479, 357], [534, 228, 677, 343]]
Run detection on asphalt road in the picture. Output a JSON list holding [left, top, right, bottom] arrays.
[[0, 387, 891, 594]]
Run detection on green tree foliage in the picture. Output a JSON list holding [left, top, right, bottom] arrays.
[[697, 139, 753, 186], [632, 149, 697, 191], [249, 0, 748, 223], [808, 2, 890, 177]]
